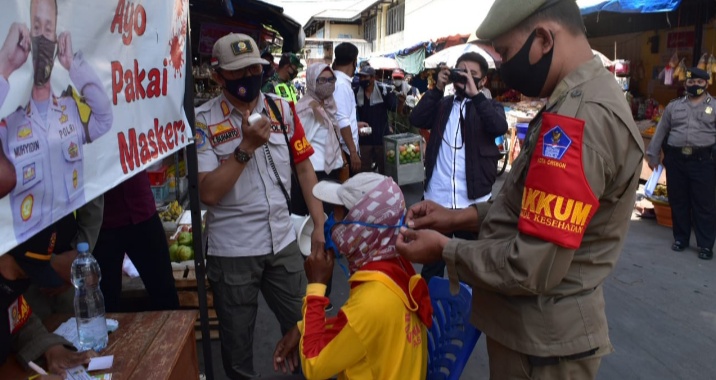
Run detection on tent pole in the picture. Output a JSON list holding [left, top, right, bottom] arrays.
[[183, 16, 215, 380]]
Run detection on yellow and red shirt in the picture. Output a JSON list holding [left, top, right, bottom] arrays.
[[299, 258, 432, 380]]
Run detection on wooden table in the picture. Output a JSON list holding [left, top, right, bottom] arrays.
[[0, 310, 199, 380]]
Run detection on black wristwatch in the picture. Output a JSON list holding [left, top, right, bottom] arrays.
[[233, 146, 253, 163]]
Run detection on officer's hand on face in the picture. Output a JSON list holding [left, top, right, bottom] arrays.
[[405, 200, 456, 234], [273, 325, 300, 374], [395, 227, 449, 264], [44, 345, 96, 375], [305, 248, 334, 285], [436, 66, 450, 92], [0, 23, 30, 79], [57, 32, 74, 72], [238, 110, 271, 154]]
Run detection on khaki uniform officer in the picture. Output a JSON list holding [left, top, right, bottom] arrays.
[[396, 1, 644, 379], [647, 67, 716, 260], [196, 33, 325, 379]]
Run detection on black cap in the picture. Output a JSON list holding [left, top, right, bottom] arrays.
[[6, 215, 76, 288], [686, 67, 710, 81]]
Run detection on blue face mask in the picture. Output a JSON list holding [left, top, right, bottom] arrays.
[[324, 212, 406, 256]]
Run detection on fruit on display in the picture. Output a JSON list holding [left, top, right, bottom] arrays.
[[159, 200, 183, 222], [650, 184, 668, 204], [169, 231, 194, 262], [386, 143, 421, 165]]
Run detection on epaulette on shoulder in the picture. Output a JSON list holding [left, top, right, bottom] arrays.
[[60, 85, 74, 98]]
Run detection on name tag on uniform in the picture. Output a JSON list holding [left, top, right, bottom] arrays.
[[706, 106, 713, 114], [8, 295, 31, 334]]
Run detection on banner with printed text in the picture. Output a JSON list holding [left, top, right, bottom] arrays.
[[0, 0, 191, 254]]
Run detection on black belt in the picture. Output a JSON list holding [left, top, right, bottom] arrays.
[[527, 347, 599, 367], [665, 145, 714, 159]]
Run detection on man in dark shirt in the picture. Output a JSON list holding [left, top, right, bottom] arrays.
[[92, 171, 179, 312], [356, 66, 397, 174]]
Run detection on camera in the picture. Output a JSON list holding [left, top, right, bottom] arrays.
[[448, 68, 467, 84]]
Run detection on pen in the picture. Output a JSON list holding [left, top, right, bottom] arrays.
[[28, 360, 48, 375]]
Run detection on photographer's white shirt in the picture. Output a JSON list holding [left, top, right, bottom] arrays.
[[425, 97, 491, 209]]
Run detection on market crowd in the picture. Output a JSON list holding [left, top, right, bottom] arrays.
[[2, 0, 715, 379]]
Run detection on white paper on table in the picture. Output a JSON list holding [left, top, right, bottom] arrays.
[[53, 318, 119, 350], [66, 366, 93, 380], [87, 355, 114, 371]]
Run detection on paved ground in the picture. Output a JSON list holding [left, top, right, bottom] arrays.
[[196, 172, 716, 380]]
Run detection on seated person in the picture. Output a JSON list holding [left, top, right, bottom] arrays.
[[273, 173, 432, 379], [0, 215, 95, 376]]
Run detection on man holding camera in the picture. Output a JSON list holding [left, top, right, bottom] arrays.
[[409, 52, 508, 282]]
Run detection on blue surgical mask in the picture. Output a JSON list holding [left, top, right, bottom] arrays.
[[324, 211, 406, 256]]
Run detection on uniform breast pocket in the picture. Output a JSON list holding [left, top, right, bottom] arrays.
[[699, 109, 716, 124], [61, 133, 83, 201], [11, 147, 44, 194], [672, 108, 688, 122]]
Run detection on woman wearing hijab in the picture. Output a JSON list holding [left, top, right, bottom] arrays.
[[291, 63, 345, 216]]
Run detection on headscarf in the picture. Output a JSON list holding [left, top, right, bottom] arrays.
[[332, 177, 405, 272], [296, 63, 341, 173]]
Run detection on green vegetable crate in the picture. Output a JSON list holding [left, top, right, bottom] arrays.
[[384, 133, 425, 185]]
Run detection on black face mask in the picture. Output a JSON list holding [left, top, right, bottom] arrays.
[[499, 30, 553, 97], [359, 80, 370, 89], [222, 73, 263, 103], [686, 84, 707, 97], [32, 35, 57, 86]]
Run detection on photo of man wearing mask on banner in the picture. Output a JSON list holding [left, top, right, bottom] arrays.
[[0, 0, 113, 243]]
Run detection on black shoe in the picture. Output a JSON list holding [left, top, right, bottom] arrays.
[[671, 241, 686, 252], [698, 248, 713, 260], [325, 303, 334, 312]]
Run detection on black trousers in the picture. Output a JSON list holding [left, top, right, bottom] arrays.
[[663, 149, 716, 249], [94, 213, 180, 312], [421, 229, 476, 283]]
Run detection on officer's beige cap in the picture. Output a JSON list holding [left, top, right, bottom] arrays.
[[211, 33, 269, 71], [476, 0, 570, 40]]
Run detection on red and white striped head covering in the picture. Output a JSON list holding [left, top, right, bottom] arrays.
[[325, 174, 406, 272]]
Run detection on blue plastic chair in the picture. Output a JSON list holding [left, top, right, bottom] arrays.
[[426, 277, 481, 380]]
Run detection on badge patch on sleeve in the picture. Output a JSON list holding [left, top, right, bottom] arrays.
[[518, 112, 599, 249], [8, 295, 31, 334], [208, 119, 240, 147]]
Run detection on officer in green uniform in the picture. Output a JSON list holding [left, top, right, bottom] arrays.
[[647, 67, 716, 260], [261, 52, 303, 103], [395, 0, 644, 378]]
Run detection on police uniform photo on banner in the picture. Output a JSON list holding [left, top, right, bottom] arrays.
[[0, 0, 191, 255], [0, 0, 113, 244]]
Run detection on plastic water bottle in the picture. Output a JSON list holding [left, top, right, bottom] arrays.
[[71, 242, 108, 351]]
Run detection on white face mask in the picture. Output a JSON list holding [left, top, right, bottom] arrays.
[[393, 80, 403, 87]]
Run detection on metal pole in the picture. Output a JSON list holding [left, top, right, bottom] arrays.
[[183, 15, 215, 380]]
